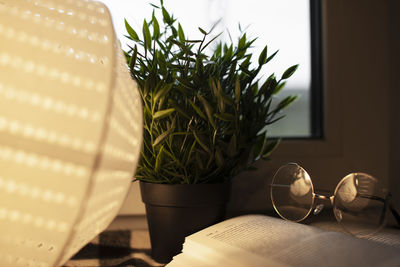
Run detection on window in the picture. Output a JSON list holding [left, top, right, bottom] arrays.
[[99, 0, 321, 138]]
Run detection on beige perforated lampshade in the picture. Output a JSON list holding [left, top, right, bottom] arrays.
[[0, 0, 143, 266]]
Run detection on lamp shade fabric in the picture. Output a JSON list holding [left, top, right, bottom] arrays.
[[0, 0, 143, 266]]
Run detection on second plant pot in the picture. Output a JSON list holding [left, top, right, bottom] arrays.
[[139, 181, 231, 263]]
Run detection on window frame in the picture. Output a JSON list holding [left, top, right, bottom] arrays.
[[310, 0, 324, 138]]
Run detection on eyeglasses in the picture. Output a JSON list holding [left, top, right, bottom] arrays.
[[270, 163, 400, 236]]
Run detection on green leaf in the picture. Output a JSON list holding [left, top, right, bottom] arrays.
[[235, 78, 241, 105], [178, 23, 185, 42], [217, 96, 225, 113], [210, 78, 218, 97], [253, 134, 266, 159], [265, 115, 285, 125], [225, 44, 233, 58], [266, 50, 279, 64], [168, 99, 191, 119], [238, 33, 246, 49], [261, 139, 281, 159], [163, 149, 182, 167], [193, 131, 211, 154], [154, 83, 173, 103], [143, 78, 150, 98], [273, 81, 286, 95], [212, 128, 217, 145], [239, 64, 253, 76], [170, 39, 193, 55], [153, 16, 160, 39], [153, 108, 175, 120], [241, 55, 251, 68], [176, 77, 194, 89], [162, 7, 172, 24], [153, 127, 173, 147], [196, 56, 204, 73], [149, 3, 160, 9], [215, 43, 222, 57], [276, 95, 298, 111], [201, 32, 222, 52], [216, 80, 234, 107], [219, 91, 235, 107], [189, 100, 207, 120], [198, 27, 207, 35], [258, 74, 276, 99], [170, 132, 191, 137], [258, 45, 268, 65], [281, 64, 299, 79], [215, 147, 224, 167], [143, 20, 152, 50], [184, 140, 197, 166], [128, 45, 137, 70], [154, 146, 164, 172], [125, 19, 139, 41], [184, 39, 203, 43], [214, 113, 235, 121], [156, 50, 167, 74], [171, 26, 178, 38], [140, 148, 153, 166], [228, 60, 238, 79], [198, 94, 216, 128]]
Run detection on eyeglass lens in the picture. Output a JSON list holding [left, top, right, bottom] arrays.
[[270, 163, 314, 222], [333, 173, 387, 236]]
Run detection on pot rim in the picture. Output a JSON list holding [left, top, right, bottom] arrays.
[[139, 181, 231, 207]]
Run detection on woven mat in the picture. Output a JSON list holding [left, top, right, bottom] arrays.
[[63, 230, 164, 267]]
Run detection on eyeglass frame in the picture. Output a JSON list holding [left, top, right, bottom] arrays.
[[269, 163, 400, 235]]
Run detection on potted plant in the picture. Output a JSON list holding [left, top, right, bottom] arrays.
[[124, 2, 298, 263]]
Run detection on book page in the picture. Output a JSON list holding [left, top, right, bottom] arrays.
[[166, 253, 216, 267], [176, 215, 400, 267]]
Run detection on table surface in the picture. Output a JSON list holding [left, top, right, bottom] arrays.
[[63, 212, 400, 267]]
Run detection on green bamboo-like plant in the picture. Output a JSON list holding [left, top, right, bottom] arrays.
[[124, 2, 298, 184]]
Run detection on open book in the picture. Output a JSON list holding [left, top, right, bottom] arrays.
[[166, 215, 400, 267]]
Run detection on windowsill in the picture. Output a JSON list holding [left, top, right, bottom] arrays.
[[106, 215, 148, 231]]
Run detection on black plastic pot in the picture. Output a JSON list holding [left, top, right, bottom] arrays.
[[139, 181, 231, 263]]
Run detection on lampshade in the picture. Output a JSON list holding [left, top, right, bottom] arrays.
[[0, 0, 143, 266]]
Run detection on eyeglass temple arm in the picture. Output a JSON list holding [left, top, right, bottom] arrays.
[[358, 193, 400, 226], [386, 193, 400, 226], [389, 203, 400, 226]]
